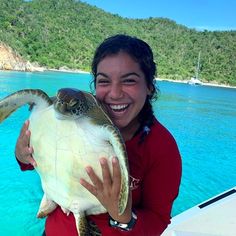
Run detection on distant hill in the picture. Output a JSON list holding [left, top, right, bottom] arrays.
[[0, 0, 235, 85], [0, 42, 43, 71]]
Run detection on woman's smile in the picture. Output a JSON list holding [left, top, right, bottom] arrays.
[[107, 103, 130, 114]]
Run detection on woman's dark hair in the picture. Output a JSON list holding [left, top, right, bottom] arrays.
[[91, 34, 158, 142]]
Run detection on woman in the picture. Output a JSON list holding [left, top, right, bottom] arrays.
[[15, 34, 182, 235]]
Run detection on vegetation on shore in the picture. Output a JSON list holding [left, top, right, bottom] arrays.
[[0, 0, 236, 85]]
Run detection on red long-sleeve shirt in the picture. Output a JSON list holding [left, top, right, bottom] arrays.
[[19, 119, 182, 236]]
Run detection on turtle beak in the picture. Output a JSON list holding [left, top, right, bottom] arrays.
[[53, 101, 69, 120]]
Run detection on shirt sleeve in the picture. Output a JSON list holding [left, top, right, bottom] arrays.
[[16, 157, 35, 171]]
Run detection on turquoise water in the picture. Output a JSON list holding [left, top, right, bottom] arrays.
[[0, 71, 236, 235]]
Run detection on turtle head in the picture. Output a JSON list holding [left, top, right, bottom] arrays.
[[54, 88, 89, 118]]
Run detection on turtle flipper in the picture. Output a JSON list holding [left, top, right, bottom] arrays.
[[0, 89, 52, 123], [37, 194, 58, 218], [0, 106, 18, 123], [74, 213, 90, 236], [100, 125, 129, 215], [74, 213, 102, 236]]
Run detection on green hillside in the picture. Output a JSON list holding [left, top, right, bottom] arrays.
[[0, 0, 236, 85]]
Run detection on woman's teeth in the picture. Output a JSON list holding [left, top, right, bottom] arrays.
[[110, 104, 128, 112]]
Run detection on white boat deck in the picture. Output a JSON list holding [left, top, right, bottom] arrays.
[[162, 187, 236, 236]]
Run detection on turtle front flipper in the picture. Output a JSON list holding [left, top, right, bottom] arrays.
[[0, 89, 52, 123], [82, 91, 129, 215], [80, 91, 129, 215], [93, 123, 129, 216], [105, 125, 130, 215]]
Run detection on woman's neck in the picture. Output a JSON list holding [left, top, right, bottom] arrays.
[[120, 118, 140, 142]]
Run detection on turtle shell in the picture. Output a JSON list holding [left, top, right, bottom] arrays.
[[0, 88, 129, 236]]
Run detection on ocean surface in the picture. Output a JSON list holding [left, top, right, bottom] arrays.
[[0, 70, 236, 235]]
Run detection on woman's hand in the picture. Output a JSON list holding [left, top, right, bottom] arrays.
[[15, 120, 36, 167], [80, 157, 132, 223]]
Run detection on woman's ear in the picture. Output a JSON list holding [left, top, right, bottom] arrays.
[[147, 85, 154, 96]]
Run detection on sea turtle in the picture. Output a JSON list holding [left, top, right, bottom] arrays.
[[0, 88, 129, 236]]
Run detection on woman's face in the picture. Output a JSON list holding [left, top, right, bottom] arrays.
[[95, 51, 151, 134]]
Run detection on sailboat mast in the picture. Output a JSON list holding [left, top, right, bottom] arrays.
[[196, 51, 201, 79]]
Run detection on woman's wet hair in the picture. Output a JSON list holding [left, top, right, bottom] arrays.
[[91, 34, 159, 142]]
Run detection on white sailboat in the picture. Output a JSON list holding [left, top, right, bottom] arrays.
[[188, 52, 202, 85]]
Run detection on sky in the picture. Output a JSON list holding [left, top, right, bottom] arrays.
[[81, 0, 236, 31]]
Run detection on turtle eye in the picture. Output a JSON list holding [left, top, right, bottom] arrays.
[[69, 100, 78, 107]]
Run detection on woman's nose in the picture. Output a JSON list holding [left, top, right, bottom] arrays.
[[109, 83, 123, 99]]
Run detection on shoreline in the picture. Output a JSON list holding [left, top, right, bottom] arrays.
[[155, 78, 236, 89], [1, 68, 236, 89], [47, 68, 90, 74]]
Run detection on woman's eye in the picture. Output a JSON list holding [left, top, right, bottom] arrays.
[[97, 79, 110, 85], [123, 79, 137, 84]]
